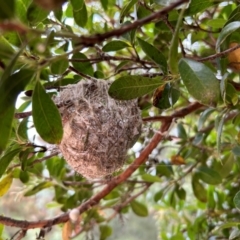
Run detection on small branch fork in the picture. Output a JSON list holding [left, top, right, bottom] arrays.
[[0, 101, 202, 230]]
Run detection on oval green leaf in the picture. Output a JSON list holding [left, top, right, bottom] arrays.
[[0, 148, 21, 178], [100, 225, 112, 240], [130, 200, 148, 217], [27, 2, 49, 24], [72, 1, 88, 27], [216, 21, 240, 52], [0, 174, 13, 197], [108, 75, 163, 100], [234, 190, 240, 210], [0, 0, 15, 20], [141, 173, 161, 183], [102, 40, 130, 52], [50, 57, 69, 75], [24, 181, 53, 196], [120, 0, 138, 23], [0, 69, 34, 153], [192, 174, 207, 202], [71, 52, 94, 76], [137, 37, 168, 74], [178, 58, 220, 106], [32, 81, 63, 144], [195, 166, 222, 185]]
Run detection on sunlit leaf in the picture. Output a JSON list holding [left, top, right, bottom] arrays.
[[100, 225, 112, 240], [108, 75, 163, 100], [141, 173, 161, 182], [179, 58, 220, 106], [0, 174, 13, 197], [62, 221, 71, 240], [32, 81, 63, 144]]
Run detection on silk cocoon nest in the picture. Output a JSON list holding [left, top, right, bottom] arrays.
[[54, 80, 142, 179]]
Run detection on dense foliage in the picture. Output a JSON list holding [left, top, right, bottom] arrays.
[[2, 0, 240, 239]]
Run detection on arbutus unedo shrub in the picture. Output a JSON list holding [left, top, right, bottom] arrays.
[[54, 80, 142, 179]]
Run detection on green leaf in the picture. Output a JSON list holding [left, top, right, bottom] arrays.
[[71, 52, 94, 76], [216, 21, 240, 52], [137, 37, 168, 74], [192, 174, 207, 202], [100, 0, 108, 11], [137, 5, 151, 19], [169, 7, 185, 74], [50, 57, 69, 75], [46, 157, 65, 179], [232, 145, 240, 156], [207, 19, 226, 28], [154, 190, 164, 202], [195, 166, 222, 185], [0, 0, 15, 20], [213, 222, 240, 233], [27, 2, 50, 24], [215, 111, 227, 155], [234, 191, 240, 210], [178, 58, 220, 106], [176, 186, 186, 200], [219, 153, 234, 178], [108, 75, 163, 100], [198, 108, 215, 131], [102, 40, 130, 52], [141, 173, 161, 182], [0, 148, 21, 178], [0, 69, 34, 153], [0, 36, 15, 59], [153, 83, 180, 109], [0, 174, 13, 197], [32, 81, 63, 144], [17, 117, 29, 140], [120, 0, 138, 23], [130, 200, 148, 217], [185, 0, 215, 16], [100, 225, 112, 240], [16, 0, 28, 24], [24, 181, 53, 196], [156, 163, 173, 177], [72, 1, 88, 27]]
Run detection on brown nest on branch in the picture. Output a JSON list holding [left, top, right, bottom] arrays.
[[54, 80, 142, 179]]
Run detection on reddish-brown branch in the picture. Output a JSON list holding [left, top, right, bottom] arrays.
[[76, 0, 189, 46], [0, 101, 202, 229]]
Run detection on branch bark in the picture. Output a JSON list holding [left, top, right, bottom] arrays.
[[0, 101, 202, 229]]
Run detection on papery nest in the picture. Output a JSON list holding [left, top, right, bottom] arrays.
[[54, 80, 142, 179]]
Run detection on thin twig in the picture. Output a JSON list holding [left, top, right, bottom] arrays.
[[76, 0, 189, 46]]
